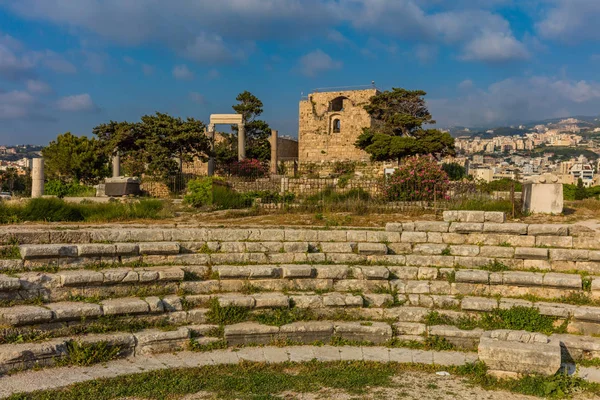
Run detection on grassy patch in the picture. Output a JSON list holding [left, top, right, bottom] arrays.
[[0, 239, 20, 259], [206, 299, 250, 325], [480, 260, 510, 272], [8, 361, 599, 400], [55, 340, 122, 367], [253, 308, 315, 327], [189, 338, 228, 352], [0, 198, 171, 224]]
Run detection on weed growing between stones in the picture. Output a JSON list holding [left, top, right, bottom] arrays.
[[0, 238, 20, 259], [206, 299, 249, 325], [188, 338, 227, 352], [253, 308, 315, 327], [56, 340, 122, 367], [480, 260, 510, 272]]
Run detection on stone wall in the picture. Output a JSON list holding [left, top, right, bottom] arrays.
[[299, 89, 377, 164]]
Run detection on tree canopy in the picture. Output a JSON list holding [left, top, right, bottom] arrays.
[[232, 91, 271, 161], [355, 88, 455, 162], [93, 112, 209, 181], [42, 132, 109, 184]]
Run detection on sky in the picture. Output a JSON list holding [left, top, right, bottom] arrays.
[[0, 0, 599, 145]]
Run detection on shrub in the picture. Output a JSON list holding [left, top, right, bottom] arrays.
[[231, 158, 269, 178], [384, 156, 449, 201], [332, 161, 356, 176], [57, 340, 122, 366], [442, 162, 466, 181], [45, 180, 95, 198], [184, 177, 214, 207]]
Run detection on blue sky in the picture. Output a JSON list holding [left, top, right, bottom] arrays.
[[0, 0, 599, 145]]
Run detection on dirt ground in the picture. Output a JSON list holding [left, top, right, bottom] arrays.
[[171, 370, 598, 400]]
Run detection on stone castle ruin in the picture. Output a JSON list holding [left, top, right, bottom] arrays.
[[299, 88, 379, 164]]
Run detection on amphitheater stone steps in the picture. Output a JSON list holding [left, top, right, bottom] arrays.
[[2, 211, 600, 382]]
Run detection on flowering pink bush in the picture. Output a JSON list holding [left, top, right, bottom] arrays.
[[231, 158, 269, 178], [384, 156, 450, 201]]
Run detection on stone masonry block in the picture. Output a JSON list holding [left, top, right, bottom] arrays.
[[535, 236, 573, 248], [484, 212, 506, 223], [138, 242, 180, 255], [549, 249, 590, 261], [46, 301, 103, 321], [366, 231, 401, 243], [385, 223, 403, 232], [0, 305, 53, 325], [443, 211, 459, 222], [401, 232, 428, 243], [320, 242, 354, 253], [502, 271, 543, 286], [461, 296, 497, 311], [449, 223, 483, 233], [414, 222, 449, 233], [19, 244, 78, 259], [101, 298, 150, 316], [58, 270, 104, 286], [514, 247, 548, 260], [542, 273, 581, 289], [357, 242, 387, 255], [457, 211, 485, 223], [483, 223, 528, 235], [455, 270, 489, 284], [528, 224, 569, 236], [334, 322, 392, 344]]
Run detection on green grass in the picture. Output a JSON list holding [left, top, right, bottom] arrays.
[[480, 260, 510, 272], [7, 361, 599, 400], [55, 340, 122, 367], [206, 299, 250, 325], [0, 198, 171, 224]]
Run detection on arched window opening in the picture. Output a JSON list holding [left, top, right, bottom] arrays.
[[333, 119, 341, 133], [330, 96, 347, 112]]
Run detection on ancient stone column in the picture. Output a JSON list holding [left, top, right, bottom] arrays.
[[31, 158, 44, 198], [112, 150, 121, 178], [207, 124, 216, 176], [270, 129, 278, 175], [238, 124, 246, 161]]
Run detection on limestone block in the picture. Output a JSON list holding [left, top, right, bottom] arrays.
[[484, 212, 506, 223], [572, 237, 600, 250], [19, 244, 77, 259], [417, 267, 438, 280], [128, 229, 165, 242], [283, 242, 309, 253], [323, 293, 363, 307], [219, 242, 246, 253], [442, 233, 467, 244], [402, 222, 415, 232], [319, 242, 354, 253], [168, 228, 207, 242], [250, 229, 285, 242], [535, 302, 575, 318], [217, 265, 277, 279], [284, 229, 318, 242], [551, 334, 600, 361], [499, 298, 533, 309], [405, 280, 430, 294], [354, 266, 390, 280], [461, 296, 497, 311], [476, 246, 514, 258], [279, 321, 333, 343], [405, 255, 454, 267], [135, 327, 190, 355], [224, 322, 279, 345], [101, 298, 150, 316], [317, 230, 347, 242], [138, 242, 180, 255], [457, 211, 485, 223], [314, 265, 349, 279], [401, 232, 428, 243], [46, 301, 102, 321], [430, 294, 459, 307], [528, 224, 569, 236], [523, 181, 564, 214], [573, 306, 600, 323], [535, 236, 573, 248], [427, 232, 443, 243], [217, 295, 255, 308], [478, 331, 561, 375], [514, 247, 548, 260], [449, 245, 480, 257], [413, 243, 447, 255], [456, 270, 489, 284], [503, 271, 544, 286], [290, 278, 332, 292], [290, 295, 323, 309], [326, 253, 365, 264], [156, 267, 185, 281], [0, 305, 53, 325], [484, 223, 529, 235], [394, 322, 427, 335], [161, 295, 183, 312], [549, 249, 590, 261], [0, 339, 68, 373], [454, 256, 493, 268], [208, 229, 250, 242], [442, 211, 459, 222], [389, 266, 418, 280], [362, 347, 390, 363], [334, 321, 392, 344], [364, 293, 394, 307], [58, 270, 104, 287], [414, 222, 449, 233], [387, 243, 412, 255], [77, 244, 116, 257], [366, 231, 401, 243], [449, 223, 483, 233], [542, 273, 581, 289], [252, 293, 289, 309], [346, 231, 368, 242], [385, 223, 403, 232], [281, 265, 313, 278], [357, 242, 388, 255], [384, 306, 429, 322], [429, 325, 484, 349], [0, 275, 20, 291]]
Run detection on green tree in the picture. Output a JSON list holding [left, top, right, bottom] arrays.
[[232, 91, 271, 161], [575, 178, 587, 200], [93, 113, 210, 181], [42, 132, 109, 184], [355, 88, 455, 163], [442, 163, 466, 181]]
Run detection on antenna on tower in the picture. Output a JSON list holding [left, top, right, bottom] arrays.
[[371, 80, 375, 87]]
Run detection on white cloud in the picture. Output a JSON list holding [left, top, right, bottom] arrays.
[[327, 30, 351, 45], [172, 64, 194, 80], [189, 92, 205, 104], [26, 79, 52, 94], [0, 90, 35, 119], [183, 33, 249, 64], [458, 79, 474, 90], [83, 51, 108, 74], [56, 93, 96, 111], [37, 50, 77, 73], [536, 0, 600, 42], [298, 49, 342, 77], [461, 31, 529, 62], [429, 76, 600, 127]]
